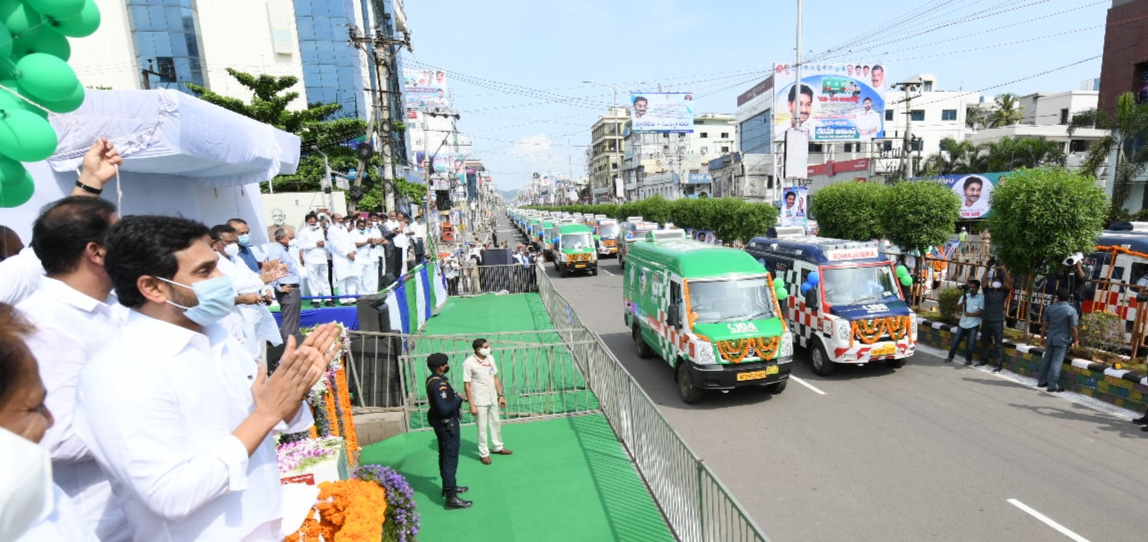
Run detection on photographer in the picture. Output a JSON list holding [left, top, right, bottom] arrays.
[[945, 279, 983, 366], [977, 259, 1012, 372]]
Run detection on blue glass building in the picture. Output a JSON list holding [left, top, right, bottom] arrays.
[[126, 0, 208, 92], [293, 0, 367, 119]]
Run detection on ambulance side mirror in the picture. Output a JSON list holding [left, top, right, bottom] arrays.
[[668, 303, 682, 328]]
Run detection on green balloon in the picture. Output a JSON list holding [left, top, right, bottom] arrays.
[[31, 79, 80, 113], [0, 84, 20, 113], [49, 0, 97, 38], [0, 154, 29, 186], [0, 176, 34, 208], [0, 21, 12, 58], [28, 0, 83, 20], [900, 275, 913, 287], [12, 25, 69, 60], [15, 52, 77, 101], [895, 265, 910, 278], [0, 108, 57, 161], [0, 1, 42, 36]]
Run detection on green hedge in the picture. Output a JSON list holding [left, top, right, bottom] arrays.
[[524, 196, 779, 244]]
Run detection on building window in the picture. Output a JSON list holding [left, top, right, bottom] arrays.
[[1060, 108, 1070, 125], [941, 109, 957, 121], [923, 82, 933, 92], [739, 109, 771, 155], [721, 132, 729, 139], [809, 143, 824, 153], [721, 146, 730, 152], [700, 146, 708, 154], [910, 110, 925, 122], [663, 133, 669, 138], [882, 141, 893, 151], [885, 110, 894, 121], [1069, 139, 1091, 153], [911, 139, 923, 152], [700, 132, 709, 139], [844, 143, 854, 152]]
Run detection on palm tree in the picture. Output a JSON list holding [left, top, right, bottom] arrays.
[[922, 137, 985, 175], [980, 137, 1066, 171], [1068, 91, 1148, 216], [965, 104, 990, 131], [988, 93, 1025, 127]]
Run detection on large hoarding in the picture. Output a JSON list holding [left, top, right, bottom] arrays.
[[918, 172, 1007, 220], [630, 92, 694, 133], [403, 67, 451, 111], [772, 62, 887, 142]]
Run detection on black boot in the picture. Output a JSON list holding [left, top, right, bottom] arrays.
[[444, 490, 473, 510], [442, 486, 469, 496]]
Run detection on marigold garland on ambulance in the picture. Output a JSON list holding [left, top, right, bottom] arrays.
[[623, 230, 794, 404]]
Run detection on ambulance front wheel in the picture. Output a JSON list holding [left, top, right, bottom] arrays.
[[766, 379, 788, 394], [885, 357, 907, 369], [633, 324, 654, 359], [809, 340, 835, 376], [677, 361, 702, 404]]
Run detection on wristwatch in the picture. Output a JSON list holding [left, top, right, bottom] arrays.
[[75, 180, 102, 195]]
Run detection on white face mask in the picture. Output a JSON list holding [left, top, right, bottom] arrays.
[[991, 281, 1002, 289], [224, 243, 240, 258], [478, 347, 491, 356]]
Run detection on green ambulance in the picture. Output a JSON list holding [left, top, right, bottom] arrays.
[[550, 223, 599, 277], [622, 230, 794, 403]]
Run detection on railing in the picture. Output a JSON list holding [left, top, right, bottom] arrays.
[[444, 263, 538, 296], [536, 261, 770, 542]]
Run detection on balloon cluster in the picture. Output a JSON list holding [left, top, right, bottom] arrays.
[[0, 0, 101, 208], [800, 270, 819, 296], [771, 275, 788, 302], [895, 265, 913, 287]]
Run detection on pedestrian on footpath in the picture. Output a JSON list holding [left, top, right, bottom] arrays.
[[463, 338, 512, 465], [425, 353, 472, 510], [945, 279, 983, 365], [1036, 289, 1078, 393], [976, 260, 1011, 372]]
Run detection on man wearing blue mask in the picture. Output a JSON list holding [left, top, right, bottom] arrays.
[[227, 218, 261, 273], [74, 215, 342, 541]]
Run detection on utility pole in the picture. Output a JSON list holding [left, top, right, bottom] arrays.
[[892, 79, 921, 180]]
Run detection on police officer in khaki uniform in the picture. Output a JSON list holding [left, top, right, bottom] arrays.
[[426, 353, 472, 509]]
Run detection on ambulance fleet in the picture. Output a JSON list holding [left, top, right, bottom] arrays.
[[508, 208, 918, 403]]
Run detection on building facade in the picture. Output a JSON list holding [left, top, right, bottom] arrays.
[[588, 106, 629, 203], [1099, 0, 1148, 113]]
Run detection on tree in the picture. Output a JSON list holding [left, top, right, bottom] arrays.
[[878, 181, 961, 275], [966, 104, 990, 131], [988, 93, 1025, 127], [1068, 91, 1148, 218], [809, 182, 887, 240], [986, 168, 1107, 333], [186, 69, 339, 133], [980, 137, 1066, 171], [922, 138, 986, 176]]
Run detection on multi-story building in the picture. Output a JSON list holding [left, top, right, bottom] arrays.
[[1098, 0, 1148, 210], [588, 106, 629, 203], [724, 76, 776, 202], [621, 114, 736, 201], [70, 0, 390, 120], [968, 90, 1107, 170]]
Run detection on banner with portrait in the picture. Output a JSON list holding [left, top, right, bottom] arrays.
[[629, 92, 695, 133], [779, 186, 809, 227], [924, 172, 1008, 220], [772, 62, 888, 142]]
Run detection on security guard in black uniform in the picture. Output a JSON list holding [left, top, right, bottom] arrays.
[[426, 353, 473, 509]]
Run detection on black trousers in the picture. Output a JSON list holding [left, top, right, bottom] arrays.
[[432, 417, 460, 492]]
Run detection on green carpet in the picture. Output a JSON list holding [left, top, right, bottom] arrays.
[[407, 295, 599, 428], [361, 414, 675, 542]]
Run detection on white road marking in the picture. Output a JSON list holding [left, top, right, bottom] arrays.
[[602, 269, 615, 277], [789, 376, 826, 396], [1007, 499, 1091, 542]]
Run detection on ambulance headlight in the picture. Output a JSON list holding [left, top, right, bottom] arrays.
[[694, 341, 717, 365], [835, 319, 850, 341], [780, 333, 794, 360]]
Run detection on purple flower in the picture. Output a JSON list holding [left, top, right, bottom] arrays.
[[355, 464, 420, 541]]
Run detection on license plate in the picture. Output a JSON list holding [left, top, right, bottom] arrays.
[[736, 365, 779, 382], [871, 343, 896, 357], [574, 263, 585, 268]]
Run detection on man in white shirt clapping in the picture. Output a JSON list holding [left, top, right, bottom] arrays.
[[74, 215, 341, 542]]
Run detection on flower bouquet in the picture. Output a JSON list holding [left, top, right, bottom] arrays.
[[277, 437, 349, 486], [285, 478, 387, 542], [354, 465, 420, 542]]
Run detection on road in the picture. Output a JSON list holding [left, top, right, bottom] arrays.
[[514, 223, 1146, 542]]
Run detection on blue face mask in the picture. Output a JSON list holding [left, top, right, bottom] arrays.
[[237, 234, 251, 247], [158, 276, 236, 326]]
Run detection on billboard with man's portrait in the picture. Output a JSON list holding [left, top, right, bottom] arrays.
[[772, 62, 888, 142], [918, 172, 1008, 220], [630, 92, 695, 133]]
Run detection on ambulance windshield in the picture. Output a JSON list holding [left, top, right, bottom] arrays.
[[561, 233, 592, 250], [689, 277, 775, 324], [822, 265, 901, 306], [599, 225, 620, 238]]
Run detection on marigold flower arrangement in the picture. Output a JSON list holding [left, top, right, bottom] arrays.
[[285, 478, 387, 542], [354, 465, 420, 542]]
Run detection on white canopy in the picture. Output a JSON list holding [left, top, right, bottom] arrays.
[[2, 89, 302, 245]]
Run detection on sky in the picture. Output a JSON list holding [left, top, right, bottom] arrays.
[[400, 0, 1112, 191]]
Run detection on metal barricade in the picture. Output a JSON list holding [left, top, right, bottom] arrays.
[[535, 261, 770, 542], [445, 263, 538, 296]]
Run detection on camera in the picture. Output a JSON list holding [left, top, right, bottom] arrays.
[[958, 284, 969, 292]]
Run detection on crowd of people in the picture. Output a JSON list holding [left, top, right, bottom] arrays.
[[0, 139, 435, 540]]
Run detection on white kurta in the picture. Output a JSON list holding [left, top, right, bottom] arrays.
[[16, 278, 131, 542], [15, 484, 97, 542], [74, 311, 314, 542], [217, 255, 283, 358], [297, 226, 329, 266], [0, 246, 45, 305], [326, 226, 357, 282]]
